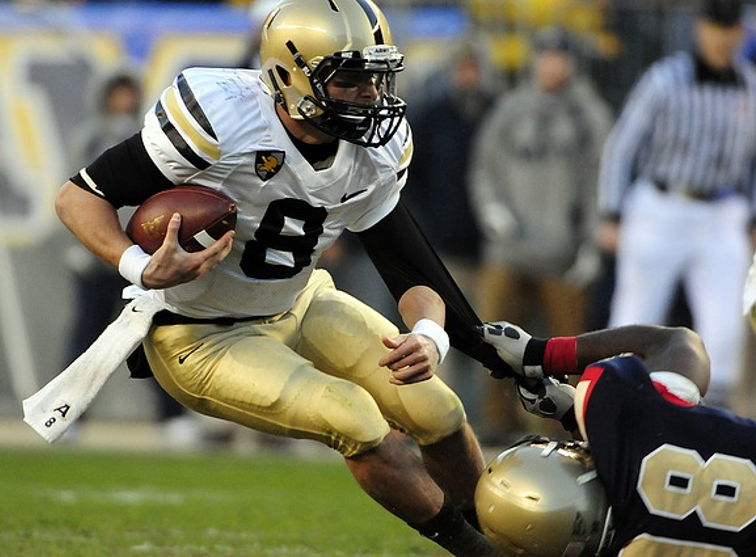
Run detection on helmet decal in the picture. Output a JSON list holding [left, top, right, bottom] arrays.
[[354, 0, 384, 44]]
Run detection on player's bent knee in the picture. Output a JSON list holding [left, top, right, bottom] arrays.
[[397, 382, 467, 446], [319, 381, 391, 458]]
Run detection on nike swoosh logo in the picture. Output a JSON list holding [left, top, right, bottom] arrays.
[[178, 344, 203, 365], [340, 189, 367, 203], [131, 306, 141, 313]]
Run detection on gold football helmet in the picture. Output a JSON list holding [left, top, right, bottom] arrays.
[[259, 0, 406, 147], [475, 436, 613, 557]]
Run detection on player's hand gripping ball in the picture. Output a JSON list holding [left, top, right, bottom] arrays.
[[126, 185, 237, 254]]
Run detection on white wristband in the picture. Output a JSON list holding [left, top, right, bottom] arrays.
[[412, 318, 450, 365], [118, 244, 151, 289]]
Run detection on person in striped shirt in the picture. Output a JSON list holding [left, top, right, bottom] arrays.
[[598, 0, 756, 409]]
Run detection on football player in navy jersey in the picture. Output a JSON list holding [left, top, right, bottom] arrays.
[[478, 321, 756, 556], [53, 0, 511, 555]]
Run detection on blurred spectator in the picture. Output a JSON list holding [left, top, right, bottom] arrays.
[[598, 0, 756, 410], [64, 70, 202, 449], [470, 27, 612, 441], [71, 72, 143, 167], [65, 71, 143, 374], [403, 36, 498, 429]]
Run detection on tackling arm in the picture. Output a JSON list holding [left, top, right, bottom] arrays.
[[575, 325, 710, 395], [480, 322, 710, 432], [482, 321, 710, 395]]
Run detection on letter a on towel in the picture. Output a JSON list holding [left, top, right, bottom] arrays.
[[22, 295, 162, 443]]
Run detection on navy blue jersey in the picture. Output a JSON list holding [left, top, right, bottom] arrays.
[[574, 355, 756, 556]]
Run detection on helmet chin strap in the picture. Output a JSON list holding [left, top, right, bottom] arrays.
[[300, 105, 370, 142], [274, 90, 286, 110], [273, 101, 334, 145]]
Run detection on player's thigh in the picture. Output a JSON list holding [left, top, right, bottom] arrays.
[[143, 323, 390, 456], [297, 288, 466, 445]]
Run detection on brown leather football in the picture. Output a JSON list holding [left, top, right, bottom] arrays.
[[126, 185, 237, 254]]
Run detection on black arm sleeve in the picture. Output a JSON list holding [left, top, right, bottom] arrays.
[[357, 200, 514, 378], [70, 132, 173, 208]]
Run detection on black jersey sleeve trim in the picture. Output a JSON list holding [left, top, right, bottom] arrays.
[[155, 100, 210, 170], [357, 200, 514, 377], [71, 132, 174, 208], [70, 170, 107, 200], [177, 73, 217, 140]]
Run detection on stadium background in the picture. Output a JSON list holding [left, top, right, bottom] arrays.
[[0, 0, 754, 430]]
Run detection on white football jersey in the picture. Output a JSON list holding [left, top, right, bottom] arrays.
[[139, 67, 413, 318]]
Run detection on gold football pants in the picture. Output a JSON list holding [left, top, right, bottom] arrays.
[[143, 270, 466, 456]]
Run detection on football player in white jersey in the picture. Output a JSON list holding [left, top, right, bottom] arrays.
[[54, 0, 510, 554]]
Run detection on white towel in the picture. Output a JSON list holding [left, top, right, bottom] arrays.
[[22, 295, 163, 443]]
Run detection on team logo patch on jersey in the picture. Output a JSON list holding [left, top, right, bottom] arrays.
[[255, 151, 285, 180]]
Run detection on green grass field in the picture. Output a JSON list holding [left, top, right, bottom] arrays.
[[0, 448, 445, 557]]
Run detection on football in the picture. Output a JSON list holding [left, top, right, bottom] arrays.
[[126, 184, 237, 254]]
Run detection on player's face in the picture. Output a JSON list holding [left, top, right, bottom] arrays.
[[325, 71, 379, 105], [696, 20, 743, 70]]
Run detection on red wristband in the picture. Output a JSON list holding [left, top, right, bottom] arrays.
[[543, 337, 578, 374]]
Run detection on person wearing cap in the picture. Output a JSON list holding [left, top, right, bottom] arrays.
[[598, 0, 756, 411], [469, 26, 613, 443]]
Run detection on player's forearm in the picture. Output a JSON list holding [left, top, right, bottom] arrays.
[[55, 181, 134, 268], [576, 325, 710, 391], [398, 285, 445, 329], [577, 325, 681, 365]]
